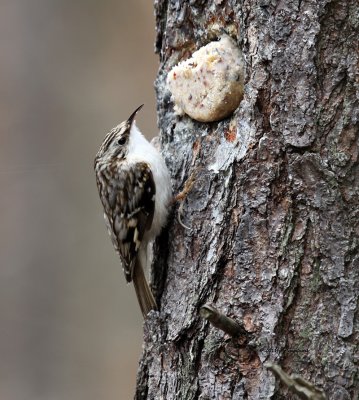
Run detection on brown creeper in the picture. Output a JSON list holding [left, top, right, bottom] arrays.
[[94, 105, 172, 318]]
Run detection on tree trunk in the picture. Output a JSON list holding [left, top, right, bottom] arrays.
[[136, 1, 359, 399]]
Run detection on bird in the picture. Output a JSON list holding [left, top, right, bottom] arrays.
[[94, 105, 172, 317]]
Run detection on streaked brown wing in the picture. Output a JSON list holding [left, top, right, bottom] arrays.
[[104, 162, 155, 282]]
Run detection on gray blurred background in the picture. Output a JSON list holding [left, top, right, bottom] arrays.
[[0, 1, 158, 399]]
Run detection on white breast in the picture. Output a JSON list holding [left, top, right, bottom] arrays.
[[127, 123, 172, 241]]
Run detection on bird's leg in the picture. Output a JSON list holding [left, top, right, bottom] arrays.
[[172, 170, 196, 230], [172, 139, 201, 229]]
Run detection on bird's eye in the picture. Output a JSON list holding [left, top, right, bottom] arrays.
[[117, 137, 126, 146]]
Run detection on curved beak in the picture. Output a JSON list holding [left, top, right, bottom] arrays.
[[127, 104, 144, 127]]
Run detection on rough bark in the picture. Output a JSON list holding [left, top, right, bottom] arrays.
[[136, 1, 359, 399]]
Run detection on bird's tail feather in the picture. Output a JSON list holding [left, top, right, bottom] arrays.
[[132, 258, 157, 318]]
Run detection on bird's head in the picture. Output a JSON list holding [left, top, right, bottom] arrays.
[[94, 104, 144, 166]]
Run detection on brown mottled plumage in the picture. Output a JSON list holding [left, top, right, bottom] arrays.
[[94, 105, 172, 317]]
